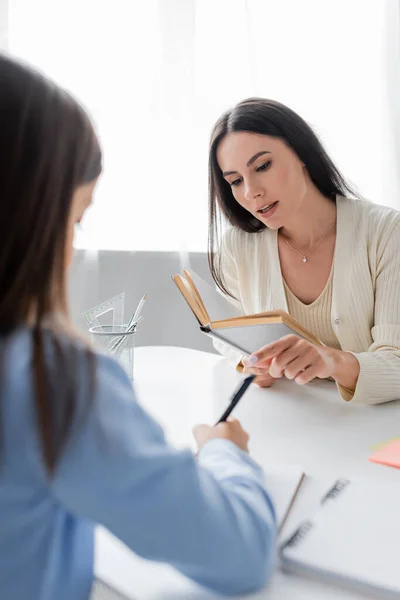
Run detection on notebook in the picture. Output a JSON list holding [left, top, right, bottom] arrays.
[[371, 436, 400, 452], [91, 578, 134, 600], [96, 466, 305, 598], [280, 479, 400, 598], [171, 269, 321, 356], [263, 465, 305, 533], [369, 439, 400, 469]]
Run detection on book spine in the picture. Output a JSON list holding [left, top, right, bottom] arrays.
[[200, 325, 211, 333], [321, 478, 350, 504]]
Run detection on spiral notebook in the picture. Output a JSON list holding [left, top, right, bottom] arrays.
[[262, 465, 305, 533], [95, 467, 305, 598], [280, 479, 400, 598]]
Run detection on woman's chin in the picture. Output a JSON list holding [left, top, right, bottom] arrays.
[[258, 215, 283, 230]]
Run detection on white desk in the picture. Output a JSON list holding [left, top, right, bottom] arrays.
[[96, 346, 400, 600]]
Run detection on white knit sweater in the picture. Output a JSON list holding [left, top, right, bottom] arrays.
[[215, 196, 400, 405]]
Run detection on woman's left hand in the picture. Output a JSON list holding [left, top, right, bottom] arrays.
[[244, 335, 335, 385]]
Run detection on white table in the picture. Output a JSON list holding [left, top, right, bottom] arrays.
[[96, 346, 400, 600]]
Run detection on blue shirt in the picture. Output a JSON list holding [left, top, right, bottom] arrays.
[[0, 329, 276, 599]]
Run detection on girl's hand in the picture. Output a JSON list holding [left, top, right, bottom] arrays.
[[193, 419, 250, 453]]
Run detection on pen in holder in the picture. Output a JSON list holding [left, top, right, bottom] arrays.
[[88, 294, 147, 382], [89, 323, 137, 382]]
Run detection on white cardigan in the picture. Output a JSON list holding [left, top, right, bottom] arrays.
[[215, 196, 400, 405]]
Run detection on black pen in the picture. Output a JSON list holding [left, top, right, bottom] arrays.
[[215, 375, 256, 424]]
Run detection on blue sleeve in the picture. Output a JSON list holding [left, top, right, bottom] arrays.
[[51, 354, 276, 595]]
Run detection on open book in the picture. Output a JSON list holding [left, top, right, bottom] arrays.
[[172, 269, 321, 357]]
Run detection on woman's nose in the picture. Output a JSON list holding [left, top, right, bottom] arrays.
[[244, 181, 263, 204]]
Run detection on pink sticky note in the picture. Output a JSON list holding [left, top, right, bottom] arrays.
[[369, 440, 400, 469]]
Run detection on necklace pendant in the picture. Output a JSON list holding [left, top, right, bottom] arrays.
[[302, 257, 307, 263]]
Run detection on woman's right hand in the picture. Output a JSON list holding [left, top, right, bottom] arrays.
[[243, 359, 277, 388], [193, 419, 250, 453]]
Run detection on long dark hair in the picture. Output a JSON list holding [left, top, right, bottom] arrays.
[[208, 97, 356, 295], [0, 54, 102, 472]]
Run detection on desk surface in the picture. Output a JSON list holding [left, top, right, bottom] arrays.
[[96, 346, 400, 600]]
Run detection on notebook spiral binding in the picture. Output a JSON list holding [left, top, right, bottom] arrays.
[[321, 478, 350, 504], [281, 520, 313, 549], [280, 479, 351, 553]]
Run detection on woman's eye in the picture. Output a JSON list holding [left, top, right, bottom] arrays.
[[230, 177, 243, 187], [256, 161, 271, 172]]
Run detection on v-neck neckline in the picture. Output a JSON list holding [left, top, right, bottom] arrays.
[[264, 196, 341, 311], [282, 261, 334, 308], [261, 195, 356, 348]]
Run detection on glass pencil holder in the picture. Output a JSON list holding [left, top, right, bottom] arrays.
[[89, 324, 136, 382]]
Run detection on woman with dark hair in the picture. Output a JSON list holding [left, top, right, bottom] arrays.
[[209, 98, 400, 405], [0, 58, 276, 600]]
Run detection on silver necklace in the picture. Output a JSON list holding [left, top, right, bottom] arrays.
[[282, 221, 335, 263]]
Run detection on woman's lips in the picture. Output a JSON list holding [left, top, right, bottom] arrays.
[[257, 201, 279, 218]]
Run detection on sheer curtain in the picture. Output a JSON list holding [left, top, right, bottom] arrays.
[[6, 0, 398, 252]]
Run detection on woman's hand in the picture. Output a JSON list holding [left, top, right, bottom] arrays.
[[243, 335, 360, 389], [244, 335, 334, 384], [193, 419, 250, 453], [243, 359, 277, 388]]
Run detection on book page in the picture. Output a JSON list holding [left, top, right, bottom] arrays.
[[187, 270, 242, 322], [209, 322, 300, 355], [171, 275, 208, 325]]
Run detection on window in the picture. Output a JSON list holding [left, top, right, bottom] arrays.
[[8, 0, 393, 251]]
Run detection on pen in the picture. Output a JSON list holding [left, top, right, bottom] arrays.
[[132, 293, 146, 324], [215, 374, 256, 424], [109, 294, 146, 354]]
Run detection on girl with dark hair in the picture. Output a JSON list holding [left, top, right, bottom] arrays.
[[0, 58, 276, 600], [209, 98, 400, 405]]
